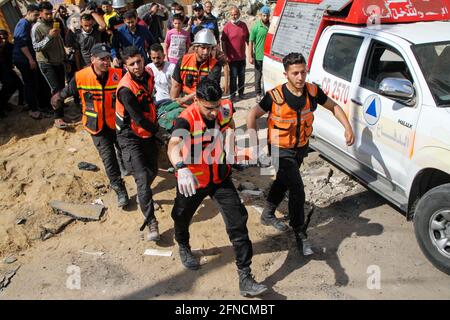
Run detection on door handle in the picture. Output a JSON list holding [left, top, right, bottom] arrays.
[[351, 98, 363, 106]]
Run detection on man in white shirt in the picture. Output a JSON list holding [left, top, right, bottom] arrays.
[[146, 43, 175, 107]]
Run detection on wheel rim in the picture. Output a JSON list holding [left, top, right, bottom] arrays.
[[428, 209, 450, 259]]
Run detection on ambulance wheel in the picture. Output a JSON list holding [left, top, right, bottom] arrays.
[[414, 183, 450, 275]]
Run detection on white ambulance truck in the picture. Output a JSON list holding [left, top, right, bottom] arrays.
[[263, 0, 450, 274]]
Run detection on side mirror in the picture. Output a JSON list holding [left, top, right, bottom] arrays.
[[378, 77, 416, 106]]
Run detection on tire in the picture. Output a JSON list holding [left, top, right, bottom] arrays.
[[414, 183, 450, 275]]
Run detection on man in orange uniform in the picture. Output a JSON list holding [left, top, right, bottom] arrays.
[[247, 52, 355, 255], [167, 78, 268, 297], [116, 46, 160, 241], [52, 43, 129, 208]]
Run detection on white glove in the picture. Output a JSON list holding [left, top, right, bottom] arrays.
[[177, 168, 198, 197]]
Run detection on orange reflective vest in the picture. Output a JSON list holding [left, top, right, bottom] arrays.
[[176, 99, 234, 189], [180, 53, 218, 95], [267, 83, 318, 149], [76, 66, 122, 135], [115, 70, 157, 138]]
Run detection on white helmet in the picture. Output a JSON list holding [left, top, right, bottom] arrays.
[[112, 0, 126, 9], [192, 28, 217, 47]]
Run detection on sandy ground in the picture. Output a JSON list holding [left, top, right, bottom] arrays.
[[1, 66, 450, 300]]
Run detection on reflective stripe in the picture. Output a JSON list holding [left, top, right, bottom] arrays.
[[116, 112, 123, 121], [220, 118, 230, 125], [85, 111, 98, 118], [115, 124, 121, 131], [191, 130, 204, 137], [193, 171, 203, 176], [269, 114, 296, 123]]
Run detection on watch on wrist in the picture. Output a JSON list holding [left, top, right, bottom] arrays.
[[175, 161, 186, 170]]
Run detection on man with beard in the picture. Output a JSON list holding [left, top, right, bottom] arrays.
[[188, 3, 219, 43], [116, 46, 160, 241], [146, 43, 175, 107]]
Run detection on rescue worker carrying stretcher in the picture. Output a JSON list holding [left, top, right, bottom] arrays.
[[247, 52, 355, 255], [116, 46, 161, 241], [51, 43, 130, 208], [167, 78, 268, 297], [156, 28, 223, 132]]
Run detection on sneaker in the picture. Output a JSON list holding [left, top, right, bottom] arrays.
[[179, 244, 200, 270], [301, 239, 314, 256], [147, 218, 160, 241], [238, 269, 268, 297]]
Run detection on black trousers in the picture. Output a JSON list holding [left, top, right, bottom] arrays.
[[15, 62, 51, 112], [254, 59, 263, 95], [38, 62, 65, 119], [229, 60, 246, 97], [171, 177, 253, 271], [117, 129, 159, 224], [91, 127, 123, 187], [267, 145, 309, 232]]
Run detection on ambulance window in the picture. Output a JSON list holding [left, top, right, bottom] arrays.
[[323, 34, 363, 82], [361, 41, 414, 92]]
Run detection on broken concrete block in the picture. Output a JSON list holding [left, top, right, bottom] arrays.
[[238, 181, 257, 191], [49, 200, 105, 221], [0, 266, 20, 292], [240, 189, 263, 196], [40, 215, 75, 240]]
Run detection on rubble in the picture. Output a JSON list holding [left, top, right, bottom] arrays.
[[0, 266, 20, 292], [49, 200, 105, 222]]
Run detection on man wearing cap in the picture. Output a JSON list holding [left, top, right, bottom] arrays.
[[51, 43, 130, 208], [188, 3, 219, 43], [249, 6, 271, 103]]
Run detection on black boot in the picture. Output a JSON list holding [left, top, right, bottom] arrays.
[[260, 202, 289, 231], [111, 181, 129, 208], [238, 268, 268, 297], [295, 229, 314, 256], [179, 244, 200, 270]]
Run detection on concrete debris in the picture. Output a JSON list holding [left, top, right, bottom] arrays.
[[238, 181, 257, 191], [77, 161, 99, 172], [251, 205, 264, 215], [143, 249, 173, 257], [3, 256, 17, 264], [0, 266, 20, 292], [15, 218, 27, 225], [67, 147, 77, 153], [79, 250, 105, 257], [240, 189, 263, 196], [91, 198, 104, 206], [40, 215, 75, 241], [49, 200, 105, 222]]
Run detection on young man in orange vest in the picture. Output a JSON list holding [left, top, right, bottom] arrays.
[[167, 78, 268, 297], [247, 52, 355, 255], [116, 46, 160, 241], [51, 43, 129, 208]]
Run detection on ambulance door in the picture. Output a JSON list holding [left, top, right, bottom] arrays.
[[309, 31, 365, 156], [350, 38, 422, 189]]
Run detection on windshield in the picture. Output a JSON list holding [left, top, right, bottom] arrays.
[[413, 42, 450, 107]]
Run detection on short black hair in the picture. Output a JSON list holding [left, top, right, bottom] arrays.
[[122, 46, 142, 62], [123, 9, 137, 20], [101, 0, 111, 5], [26, 4, 40, 12], [196, 78, 222, 102], [39, 1, 53, 11], [0, 29, 8, 37], [172, 13, 183, 22], [171, 2, 179, 7], [282, 52, 306, 71], [150, 43, 163, 53], [81, 13, 93, 21]]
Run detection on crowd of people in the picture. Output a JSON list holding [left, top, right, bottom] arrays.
[[0, 0, 271, 121], [0, 1, 357, 298]]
